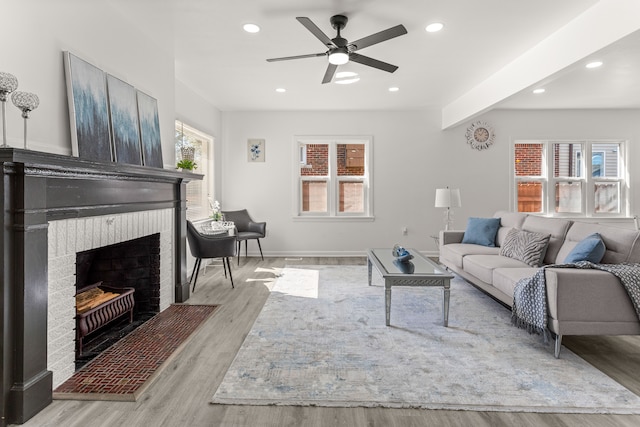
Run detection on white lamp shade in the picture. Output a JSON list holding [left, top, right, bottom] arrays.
[[435, 188, 461, 208]]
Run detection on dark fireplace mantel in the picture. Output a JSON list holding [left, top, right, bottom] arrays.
[[0, 148, 201, 426]]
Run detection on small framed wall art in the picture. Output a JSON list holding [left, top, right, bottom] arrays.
[[248, 138, 265, 162]]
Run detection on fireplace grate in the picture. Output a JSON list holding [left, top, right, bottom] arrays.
[[75, 282, 135, 357]]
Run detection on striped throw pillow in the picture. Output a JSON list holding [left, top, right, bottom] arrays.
[[499, 228, 551, 267]]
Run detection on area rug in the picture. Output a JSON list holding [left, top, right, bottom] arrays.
[[211, 266, 640, 414], [54, 304, 218, 401]]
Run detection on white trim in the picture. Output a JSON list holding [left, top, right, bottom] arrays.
[[293, 135, 373, 219], [512, 139, 628, 218], [262, 249, 438, 258]]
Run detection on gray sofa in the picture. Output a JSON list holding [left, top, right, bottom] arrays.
[[439, 210, 640, 357]]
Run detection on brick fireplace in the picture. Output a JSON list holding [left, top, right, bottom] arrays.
[[0, 149, 200, 426]]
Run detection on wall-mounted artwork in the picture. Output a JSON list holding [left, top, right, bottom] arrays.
[[64, 51, 113, 162], [248, 139, 265, 162], [136, 90, 163, 168], [107, 74, 142, 165]]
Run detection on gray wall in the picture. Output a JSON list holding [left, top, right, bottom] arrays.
[[220, 109, 640, 256]]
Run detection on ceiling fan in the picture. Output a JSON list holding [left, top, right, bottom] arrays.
[[266, 15, 408, 84]]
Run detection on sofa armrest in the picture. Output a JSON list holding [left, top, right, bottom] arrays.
[[544, 268, 637, 325], [439, 230, 465, 247]]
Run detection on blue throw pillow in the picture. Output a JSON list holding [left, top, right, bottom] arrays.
[[564, 233, 606, 264], [461, 217, 501, 247]]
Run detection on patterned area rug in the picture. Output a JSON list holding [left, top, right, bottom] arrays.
[[211, 266, 640, 413], [55, 304, 218, 401]]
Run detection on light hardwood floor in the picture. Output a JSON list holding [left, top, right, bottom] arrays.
[[18, 257, 640, 427]]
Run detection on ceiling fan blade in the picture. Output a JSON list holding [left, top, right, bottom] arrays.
[[267, 52, 326, 62], [322, 63, 338, 84], [297, 17, 336, 47], [349, 24, 408, 51], [349, 52, 398, 73]]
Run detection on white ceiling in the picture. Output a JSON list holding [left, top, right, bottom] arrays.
[[116, 0, 640, 125]]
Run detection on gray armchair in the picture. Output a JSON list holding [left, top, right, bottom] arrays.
[[186, 220, 236, 291], [222, 209, 266, 265]]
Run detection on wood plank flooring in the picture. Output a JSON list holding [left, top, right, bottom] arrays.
[[17, 257, 640, 426]]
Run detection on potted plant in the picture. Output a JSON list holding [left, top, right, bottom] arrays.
[[177, 159, 197, 172]]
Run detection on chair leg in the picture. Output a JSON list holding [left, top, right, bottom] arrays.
[[225, 257, 234, 288], [237, 240, 241, 266], [244, 240, 248, 258], [222, 257, 228, 278], [256, 238, 264, 260], [191, 258, 202, 292]]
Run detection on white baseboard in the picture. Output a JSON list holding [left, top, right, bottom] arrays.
[[249, 250, 440, 258]]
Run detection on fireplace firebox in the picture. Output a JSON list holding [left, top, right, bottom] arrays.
[[74, 234, 161, 362]]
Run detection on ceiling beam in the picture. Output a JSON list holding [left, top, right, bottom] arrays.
[[441, 0, 640, 130]]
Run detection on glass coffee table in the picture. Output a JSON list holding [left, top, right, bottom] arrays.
[[367, 248, 454, 326]]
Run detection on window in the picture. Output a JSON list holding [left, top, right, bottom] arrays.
[[513, 140, 626, 217], [295, 136, 372, 218], [175, 120, 213, 220]]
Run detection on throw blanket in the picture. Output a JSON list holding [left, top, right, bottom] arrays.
[[512, 261, 640, 340]]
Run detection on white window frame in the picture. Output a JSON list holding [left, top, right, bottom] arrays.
[[175, 120, 214, 221], [293, 136, 374, 221], [511, 139, 628, 218]]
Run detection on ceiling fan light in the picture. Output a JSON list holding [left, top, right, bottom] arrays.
[[328, 49, 349, 65]]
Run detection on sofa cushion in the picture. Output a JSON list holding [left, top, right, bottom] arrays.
[[462, 217, 501, 247], [439, 243, 500, 269], [463, 254, 530, 284], [493, 211, 528, 247], [521, 215, 572, 264], [557, 221, 640, 264], [493, 267, 539, 303], [563, 233, 606, 264], [499, 228, 550, 267]]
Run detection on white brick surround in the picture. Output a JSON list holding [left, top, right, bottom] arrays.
[[47, 209, 174, 389]]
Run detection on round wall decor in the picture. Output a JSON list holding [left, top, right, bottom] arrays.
[[466, 121, 495, 150]]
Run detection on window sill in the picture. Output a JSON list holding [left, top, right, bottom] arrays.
[[292, 216, 375, 222]]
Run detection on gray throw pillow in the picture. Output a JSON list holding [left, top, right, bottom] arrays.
[[499, 228, 551, 267]]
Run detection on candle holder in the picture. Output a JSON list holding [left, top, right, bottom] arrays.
[[11, 91, 39, 150], [0, 72, 19, 148]]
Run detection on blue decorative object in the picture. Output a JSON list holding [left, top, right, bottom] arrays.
[[392, 244, 414, 263], [393, 259, 415, 273], [461, 217, 501, 247], [564, 233, 606, 264]]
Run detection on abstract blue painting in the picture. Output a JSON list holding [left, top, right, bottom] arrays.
[[64, 52, 113, 162], [136, 90, 163, 168], [107, 74, 142, 166]]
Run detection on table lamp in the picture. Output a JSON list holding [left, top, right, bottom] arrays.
[[435, 187, 461, 230]]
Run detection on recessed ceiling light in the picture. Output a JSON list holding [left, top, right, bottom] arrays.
[[275, 88, 286, 93], [425, 22, 444, 33], [335, 71, 360, 85], [243, 23, 260, 33], [585, 61, 603, 69], [532, 88, 545, 94], [388, 87, 399, 92]]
